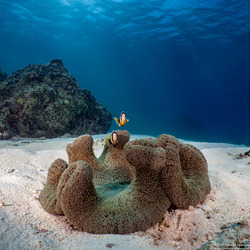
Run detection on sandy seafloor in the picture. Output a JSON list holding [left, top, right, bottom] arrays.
[[0, 134, 249, 250]]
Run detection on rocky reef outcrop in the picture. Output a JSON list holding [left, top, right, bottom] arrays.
[[0, 59, 112, 139], [40, 130, 211, 234], [0, 68, 8, 82]]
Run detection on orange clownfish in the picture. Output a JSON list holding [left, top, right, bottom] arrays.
[[108, 131, 118, 147], [114, 111, 129, 127]]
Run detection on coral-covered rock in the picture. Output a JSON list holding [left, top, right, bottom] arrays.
[[0, 59, 112, 139], [40, 131, 211, 234]]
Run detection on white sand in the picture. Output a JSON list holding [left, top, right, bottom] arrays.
[[0, 135, 249, 249]]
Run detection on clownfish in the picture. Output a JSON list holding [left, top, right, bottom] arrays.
[[108, 131, 118, 147], [114, 111, 129, 127]]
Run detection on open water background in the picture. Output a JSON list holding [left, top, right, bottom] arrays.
[[0, 0, 250, 144]]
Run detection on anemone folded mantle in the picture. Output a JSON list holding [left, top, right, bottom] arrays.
[[39, 130, 211, 234]]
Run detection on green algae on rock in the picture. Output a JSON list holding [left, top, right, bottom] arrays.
[[40, 130, 211, 234]]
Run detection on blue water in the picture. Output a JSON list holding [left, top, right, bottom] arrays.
[[0, 1, 250, 144]]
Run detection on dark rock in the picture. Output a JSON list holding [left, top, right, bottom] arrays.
[[244, 150, 250, 157], [0, 68, 8, 82], [235, 150, 250, 159], [0, 59, 112, 139]]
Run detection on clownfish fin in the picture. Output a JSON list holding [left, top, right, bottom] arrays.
[[107, 134, 112, 145], [114, 117, 121, 126], [126, 119, 129, 123]]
